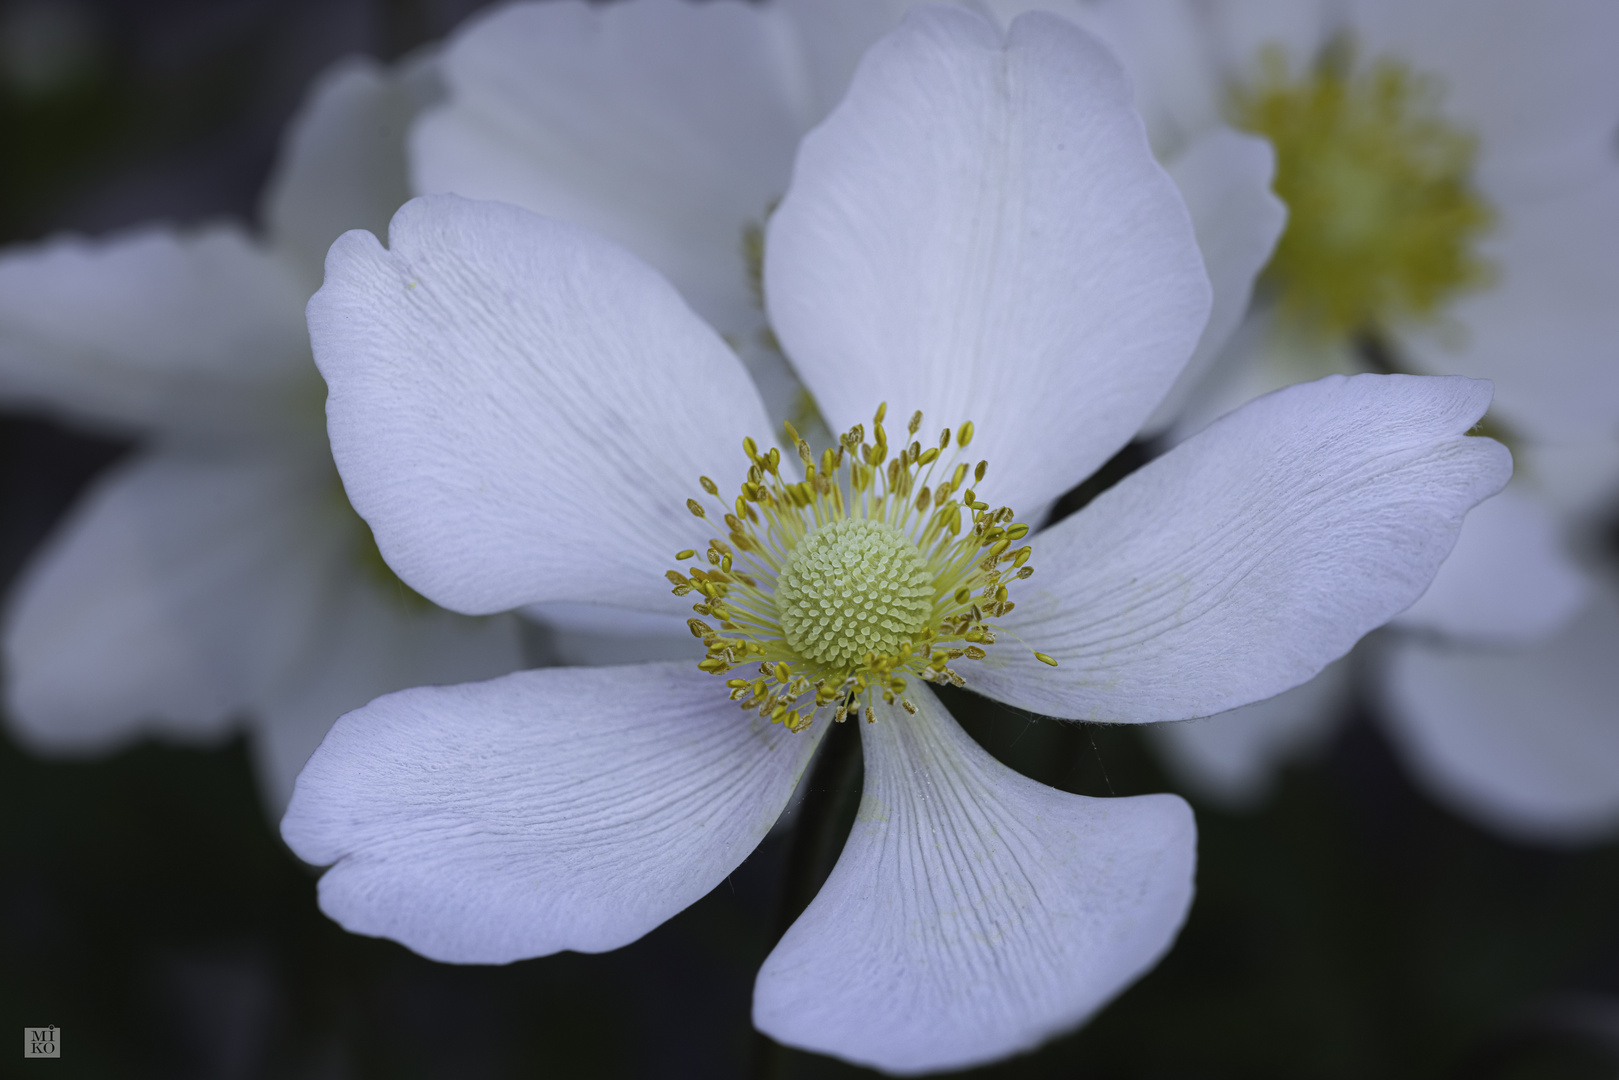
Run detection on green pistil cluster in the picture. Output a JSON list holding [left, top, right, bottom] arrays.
[[777, 519, 933, 667], [665, 404, 1055, 733], [1232, 38, 1495, 338]]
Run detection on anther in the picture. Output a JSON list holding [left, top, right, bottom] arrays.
[[670, 406, 1048, 731]]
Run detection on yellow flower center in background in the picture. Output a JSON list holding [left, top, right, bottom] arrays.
[[667, 404, 1055, 733], [1232, 38, 1495, 338]]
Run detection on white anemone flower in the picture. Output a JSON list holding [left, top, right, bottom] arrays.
[[0, 56, 522, 813], [284, 10, 1508, 1072], [1047, 0, 1619, 840], [406, 0, 1288, 658], [411, 0, 1279, 358]]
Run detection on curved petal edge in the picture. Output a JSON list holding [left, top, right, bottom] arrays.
[[973, 373, 1511, 721], [282, 662, 824, 963], [754, 686, 1195, 1074]]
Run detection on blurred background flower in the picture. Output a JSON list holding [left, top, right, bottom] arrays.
[[1048, 0, 1619, 849], [2, 1, 1618, 1077], [0, 48, 523, 816]]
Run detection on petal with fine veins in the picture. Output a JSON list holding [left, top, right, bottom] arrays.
[[249, 576, 523, 818], [972, 374, 1511, 721], [411, 0, 807, 338], [766, 6, 1211, 522], [282, 662, 825, 964], [777, 0, 963, 122], [1029, 0, 1224, 153], [309, 194, 773, 617], [754, 685, 1194, 1075]]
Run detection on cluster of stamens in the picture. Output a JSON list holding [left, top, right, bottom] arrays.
[[665, 404, 1055, 733], [1231, 36, 1495, 337]]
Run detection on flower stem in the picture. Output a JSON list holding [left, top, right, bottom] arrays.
[[749, 715, 865, 1079]]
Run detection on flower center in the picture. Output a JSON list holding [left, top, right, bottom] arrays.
[[667, 404, 1055, 732], [1231, 37, 1495, 338], [777, 518, 934, 667]]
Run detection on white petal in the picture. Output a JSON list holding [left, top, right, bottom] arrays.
[[1160, 308, 1359, 447], [972, 373, 1511, 721], [1350, 0, 1619, 196], [282, 662, 824, 963], [1399, 170, 1619, 442], [250, 578, 524, 817], [262, 54, 438, 287], [765, 6, 1211, 521], [754, 686, 1194, 1075], [1032, 0, 1226, 154], [308, 195, 773, 617], [0, 224, 311, 439], [410, 0, 808, 338], [1393, 485, 1588, 644], [1148, 659, 1349, 808], [3, 451, 338, 752], [1141, 127, 1288, 435], [776, 0, 958, 122], [1379, 586, 1619, 846]]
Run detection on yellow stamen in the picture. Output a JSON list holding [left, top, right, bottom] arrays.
[[669, 406, 1054, 731], [1231, 37, 1495, 338]]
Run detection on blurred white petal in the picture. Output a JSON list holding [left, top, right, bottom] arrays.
[[1149, 659, 1350, 808], [1394, 486, 1589, 644], [4, 452, 338, 751], [1380, 585, 1619, 845], [262, 53, 439, 286], [0, 225, 311, 440]]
